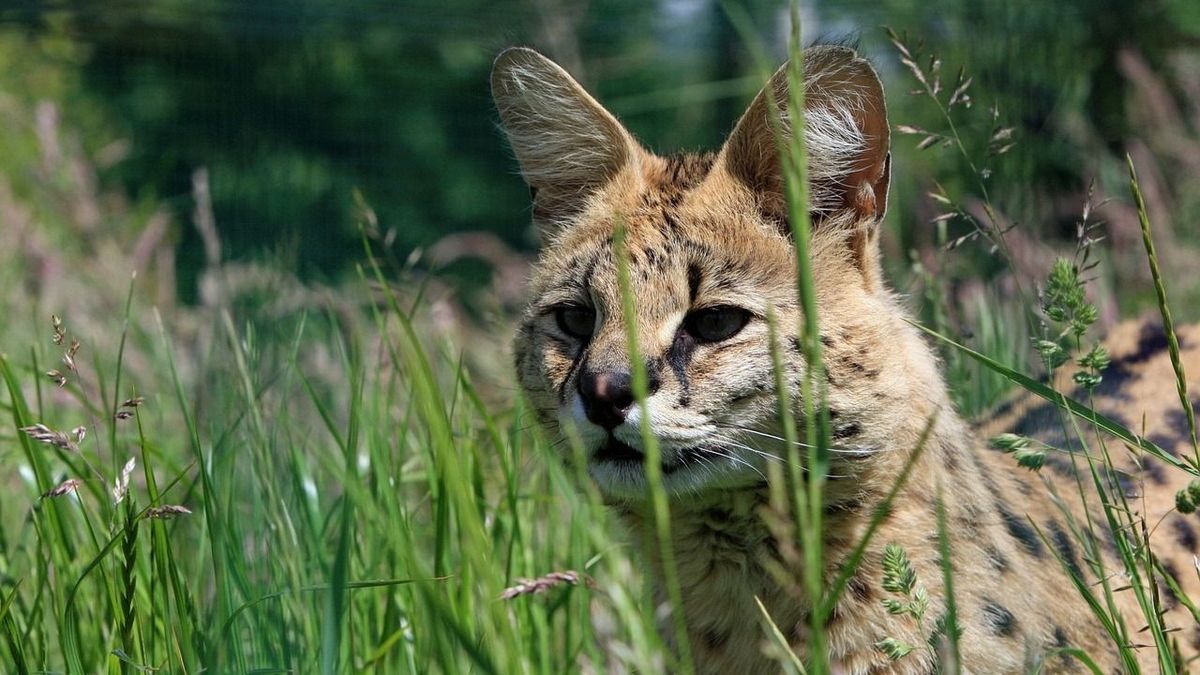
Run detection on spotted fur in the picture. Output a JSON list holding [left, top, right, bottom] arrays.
[[494, 45, 1200, 673]]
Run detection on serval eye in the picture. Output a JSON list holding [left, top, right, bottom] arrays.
[[554, 305, 595, 339], [685, 306, 751, 343]]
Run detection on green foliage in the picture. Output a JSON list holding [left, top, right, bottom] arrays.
[[881, 544, 917, 596], [990, 433, 1049, 472], [875, 637, 914, 661], [876, 543, 932, 663]]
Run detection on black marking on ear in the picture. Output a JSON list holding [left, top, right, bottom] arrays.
[[981, 600, 1017, 637], [1172, 516, 1198, 552], [998, 503, 1045, 559], [1048, 520, 1082, 579]]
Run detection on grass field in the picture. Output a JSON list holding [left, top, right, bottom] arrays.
[[2, 18, 1200, 675]]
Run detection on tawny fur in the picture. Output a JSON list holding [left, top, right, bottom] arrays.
[[494, 45, 1200, 673]]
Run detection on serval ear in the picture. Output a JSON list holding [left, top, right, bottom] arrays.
[[719, 45, 891, 230], [492, 47, 642, 243]]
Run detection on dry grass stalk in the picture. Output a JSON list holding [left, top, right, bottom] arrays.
[[20, 423, 79, 452], [42, 478, 83, 499], [499, 570, 588, 600], [144, 504, 192, 519]]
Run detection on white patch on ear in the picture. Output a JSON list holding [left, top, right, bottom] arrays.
[[801, 105, 868, 215], [720, 45, 891, 225], [491, 47, 642, 239]]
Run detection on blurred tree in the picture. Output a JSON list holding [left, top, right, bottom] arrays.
[[1, 0, 1197, 309]]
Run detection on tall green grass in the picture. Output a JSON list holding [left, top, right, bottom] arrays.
[[0, 256, 671, 672]]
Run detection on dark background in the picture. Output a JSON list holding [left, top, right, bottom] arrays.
[[1, 0, 1198, 310]]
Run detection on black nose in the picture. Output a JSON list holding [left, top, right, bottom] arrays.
[[578, 368, 659, 429]]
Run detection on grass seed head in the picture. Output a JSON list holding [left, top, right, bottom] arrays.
[[112, 457, 136, 504], [145, 504, 192, 519], [51, 314, 65, 345], [499, 570, 586, 600], [20, 423, 78, 451], [42, 478, 83, 499]]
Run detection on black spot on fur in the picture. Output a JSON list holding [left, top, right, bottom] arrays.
[[990, 397, 1016, 419], [1160, 560, 1182, 611], [662, 208, 680, 231], [998, 503, 1045, 559], [559, 344, 589, 401], [1010, 403, 1071, 450], [1041, 451, 1080, 480], [1049, 625, 1079, 670], [1148, 433, 1181, 457], [789, 336, 803, 354], [1164, 402, 1200, 449], [848, 573, 874, 603], [1115, 471, 1140, 499], [826, 494, 867, 513], [981, 600, 1017, 637], [702, 626, 730, 651], [666, 332, 696, 406], [1010, 475, 1033, 496], [687, 263, 702, 304], [942, 442, 960, 472], [1172, 516, 1198, 552], [1124, 321, 1171, 366], [1099, 520, 1122, 559], [985, 544, 1010, 573], [1142, 458, 1167, 485], [1048, 520, 1082, 578], [832, 422, 861, 440]]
